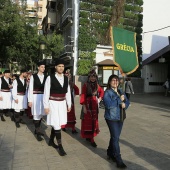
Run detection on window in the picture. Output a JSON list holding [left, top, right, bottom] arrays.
[[103, 70, 112, 84], [38, 7, 42, 12]]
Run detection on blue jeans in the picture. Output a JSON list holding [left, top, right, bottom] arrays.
[[106, 119, 123, 162]]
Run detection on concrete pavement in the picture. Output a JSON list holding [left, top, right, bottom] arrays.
[[0, 93, 170, 170]]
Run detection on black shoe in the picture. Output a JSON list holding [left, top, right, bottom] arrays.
[[58, 145, 67, 156], [1, 116, 6, 121], [20, 119, 25, 124], [34, 129, 44, 136], [86, 138, 90, 142], [5, 113, 9, 117], [36, 134, 43, 141], [15, 122, 20, 128], [116, 161, 127, 169], [61, 128, 66, 132], [72, 130, 78, 134], [11, 115, 15, 122], [48, 139, 58, 148], [91, 142, 97, 147], [107, 154, 116, 162]]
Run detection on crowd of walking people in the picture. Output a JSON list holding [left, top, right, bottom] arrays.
[[0, 58, 130, 169]]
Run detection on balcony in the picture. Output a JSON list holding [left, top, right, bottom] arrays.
[[56, 20, 63, 33], [61, 8, 73, 28], [60, 45, 73, 62]]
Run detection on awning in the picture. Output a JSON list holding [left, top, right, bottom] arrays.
[[96, 59, 116, 66], [142, 44, 170, 66]]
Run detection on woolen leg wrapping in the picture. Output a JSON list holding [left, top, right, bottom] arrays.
[[55, 130, 62, 145]]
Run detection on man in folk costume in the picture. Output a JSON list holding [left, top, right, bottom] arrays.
[[80, 69, 104, 147], [12, 69, 28, 128], [61, 69, 79, 134], [43, 58, 71, 156], [28, 61, 47, 141], [0, 70, 13, 121]]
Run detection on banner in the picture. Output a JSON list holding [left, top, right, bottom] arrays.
[[111, 27, 139, 75]]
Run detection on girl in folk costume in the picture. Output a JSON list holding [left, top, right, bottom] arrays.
[[12, 69, 28, 128], [61, 69, 79, 134], [0, 70, 13, 122], [43, 59, 71, 156], [80, 69, 104, 147], [28, 61, 47, 141]]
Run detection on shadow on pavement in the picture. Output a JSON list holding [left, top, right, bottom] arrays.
[[120, 139, 170, 170], [62, 127, 148, 170]]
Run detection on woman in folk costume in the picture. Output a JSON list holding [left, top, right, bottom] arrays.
[[80, 69, 104, 147], [0, 70, 13, 122], [28, 61, 47, 141], [61, 69, 79, 134], [12, 69, 28, 128], [43, 58, 71, 156]]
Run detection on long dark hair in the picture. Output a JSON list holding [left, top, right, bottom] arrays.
[[106, 74, 119, 90]]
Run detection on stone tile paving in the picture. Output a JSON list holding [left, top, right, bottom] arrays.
[[0, 94, 170, 170]]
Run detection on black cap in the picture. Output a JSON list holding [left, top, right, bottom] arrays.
[[3, 70, 11, 74], [37, 61, 46, 67], [20, 69, 27, 73], [55, 58, 65, 66]]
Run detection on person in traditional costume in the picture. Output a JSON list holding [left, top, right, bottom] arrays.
[[0, 70, 13, 121], [61, 69, 79, 134], [43, 58, 71, 156], [26, 70, 33, 119], [80, 69, 104, 147], [28, 61, 47, 141], [12, 69, 28, 128]]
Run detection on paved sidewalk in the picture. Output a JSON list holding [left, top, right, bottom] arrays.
[[0, 94, 170, 170]]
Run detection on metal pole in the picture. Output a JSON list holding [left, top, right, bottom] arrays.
[[73, 0, 79, 76]]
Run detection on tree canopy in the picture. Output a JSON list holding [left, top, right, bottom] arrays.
[[0, 0, 63, 72]]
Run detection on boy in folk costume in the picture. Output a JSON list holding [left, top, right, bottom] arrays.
[[80, 69, 104, 147], [0, 70, 13, 121], [43, 59, 71, 156], [28, 61, 47, 141], [61, 69, 79, 134], [12, 69, 28, 128]]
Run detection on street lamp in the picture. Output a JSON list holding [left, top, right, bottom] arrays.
[[39, 41, 46, 59]]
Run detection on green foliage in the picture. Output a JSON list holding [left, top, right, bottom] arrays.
[[77, 51, 96, 75], [0, 0, 64, 72], [41, 33, 64, 59]]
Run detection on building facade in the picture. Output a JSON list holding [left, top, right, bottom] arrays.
[[142, 0, 170, 93]]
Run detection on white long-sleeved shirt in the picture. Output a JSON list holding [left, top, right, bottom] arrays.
[[43, 74, 71, 109], [0, 77, 10, 96], [12, 77, 25, 100], [28, 74, 44, 102]]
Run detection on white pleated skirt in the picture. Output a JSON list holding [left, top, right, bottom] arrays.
[[47, 100, 67, 130], [0, 92, 12, 109], [12, 95, 28, 110]]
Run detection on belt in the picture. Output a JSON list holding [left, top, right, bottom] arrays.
[[1, 89, 10, 92], [49, 96, 66, 101], [33, 91, 44, 94], [17, 92, 25, 95]]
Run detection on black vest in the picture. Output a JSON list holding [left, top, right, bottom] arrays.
[[33, 74, 47, 91], [1, 77, 12, 90], [16, 77, 27, 93], [50, 74, 68, 94]]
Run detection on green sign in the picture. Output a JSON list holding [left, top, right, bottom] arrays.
[[111, 27, 139, 75]]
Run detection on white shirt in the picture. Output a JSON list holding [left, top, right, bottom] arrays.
[[28, 74, 44, 102], [12, 77, 26, 100], [43, 73, 71, 109]]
